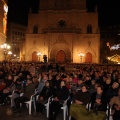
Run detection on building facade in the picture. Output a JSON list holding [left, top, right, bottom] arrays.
[[0, 0, 8, 61], [23, 0, 100, 63], [7, 22, 26, 60]]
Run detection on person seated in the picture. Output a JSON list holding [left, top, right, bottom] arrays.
[[69, 84, 91, 120], [105, 82, 119, 103], [91, 85, 107, 114], [0, 74, 14, 105], [109, 88, 120, 120], [10, 88, 21, 109], [0, 81, 6, 105], [14, 78, 35, 114], [33, 80, 53, 116], [70, 85, 107, 120], [89, 79, 96, 94], [49, 80, 69, 120]]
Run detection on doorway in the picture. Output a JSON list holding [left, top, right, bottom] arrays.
[[85, 52, 92, 63], [32, 51, 38, 62], [56, 50, 66, 63]]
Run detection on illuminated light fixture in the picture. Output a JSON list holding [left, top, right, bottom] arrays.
[[8, 51, 12, 55], [8, 51, 12, 61], [78, 52, 85, 63], [1, 42, 10, 60], [37, 52, 42, 62]]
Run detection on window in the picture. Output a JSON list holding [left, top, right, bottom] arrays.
[[87, 24, 92, 33], [58, 20, 66, 28], [33, 25, 38, 33]]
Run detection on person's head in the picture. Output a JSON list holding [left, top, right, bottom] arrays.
[[56, 74, 60, 80], [43, 74, 48, 80], [77, 79, 83, 85], [96, 85, 103, 94], [45, 80, 50, 87], [69, 77, 73, 82], [105, 78, 111, 84], [1, 81, 6, 85], [74, 74, 77, 78], [91, 79, 96, 85], [8, 74, 13, 80], [33, 76, 38, 83], [95, 83, 100, 90], [49, 74, 53, 80], [102, 76, 106, 82], [85, 76, 90, 81], [27, 74, 31, 79], [81, 84, 88, 92], [60, 80, 66, 87], [26, 78, 32, 84], [112, 82, 119, 89]]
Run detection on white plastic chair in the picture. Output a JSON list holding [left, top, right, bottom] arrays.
[[106, 104, 113, 120], [24, 94, 35, 115], [47, 97, 69, 120], [8, 91, 24, 107], [45, 96, 52, 118], [60, 98, 68, 120], [35, 95, 52, 118]]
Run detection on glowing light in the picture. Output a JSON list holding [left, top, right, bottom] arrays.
[[110, 44, 120, 50], [4, 5, 8, 13]]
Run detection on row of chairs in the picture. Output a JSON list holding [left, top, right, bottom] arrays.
[[9, 90, 113, 120], [27, 96, 113, 120]]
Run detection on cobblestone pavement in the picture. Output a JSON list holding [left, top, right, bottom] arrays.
[[0, 104, 67, 120]]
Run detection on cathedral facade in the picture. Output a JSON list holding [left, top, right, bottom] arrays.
[[23, 0, 100, 63]]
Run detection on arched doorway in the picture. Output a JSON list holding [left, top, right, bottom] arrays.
[[56, 50, 66, 63], [50, 43, 71, 63], [32, 51, 38, 61], [85, 52, 92, 63]]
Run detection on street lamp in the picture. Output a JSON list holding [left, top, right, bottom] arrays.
[[78, 52, 85, 63], [13, 54, 16, 62], [1, 42, 10, 60], [8, 51, 12, 61], [37, 52, 42, 62]]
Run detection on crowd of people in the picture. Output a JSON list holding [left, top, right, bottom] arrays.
[[0, 62, 120, 120]]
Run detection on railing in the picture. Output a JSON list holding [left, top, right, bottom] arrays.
[[42, 27, 82, 34]]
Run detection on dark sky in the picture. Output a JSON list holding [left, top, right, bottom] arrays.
[[7, 0, 120, 27]]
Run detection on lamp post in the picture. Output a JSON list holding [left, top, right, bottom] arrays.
[[8, 51, 12, 61], [1, 42, 10, 61], [37, 52, 42, 62], [78, 52, 85, 63]]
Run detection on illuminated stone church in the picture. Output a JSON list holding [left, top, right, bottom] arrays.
[[23, 0, 100, 63]]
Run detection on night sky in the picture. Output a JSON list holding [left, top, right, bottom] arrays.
[[7, 0, 120, 27]]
